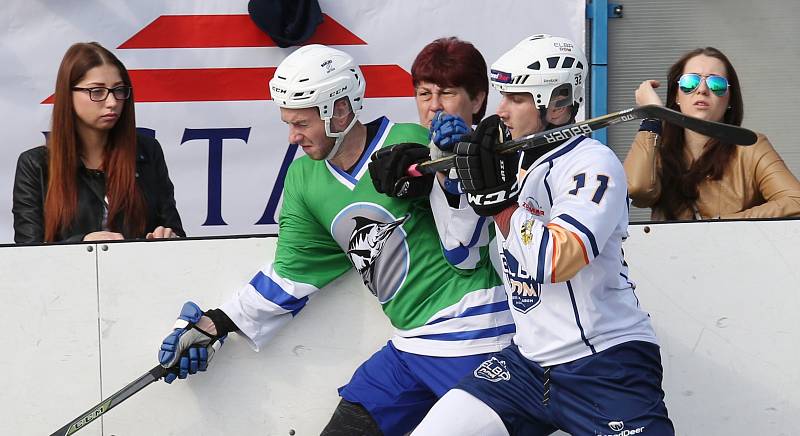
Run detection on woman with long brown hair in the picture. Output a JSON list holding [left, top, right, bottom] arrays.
[[12, 42, 184, 243], [624, 47, 800, 220]]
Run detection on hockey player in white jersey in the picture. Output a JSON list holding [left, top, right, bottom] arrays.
[[412, 35, 674, 435]]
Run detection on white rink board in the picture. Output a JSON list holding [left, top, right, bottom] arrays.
[[1, 220, 799, 435], [624, 220, 800, 435], [95, 237, 392, 435], [0, 244, 102, 436]]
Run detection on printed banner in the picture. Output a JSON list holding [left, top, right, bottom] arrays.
[[0, 0, 584, 242]]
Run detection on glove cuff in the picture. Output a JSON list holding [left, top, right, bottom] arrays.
[[467, 191, 519, 217], [205, 308, 240, 337]]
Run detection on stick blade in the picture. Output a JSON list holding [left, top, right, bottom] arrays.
[[641, 105, 758, 145]]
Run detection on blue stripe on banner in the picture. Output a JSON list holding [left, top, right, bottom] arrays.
[[537, 227, 550, 283], [465, 216, 488, 248], [427, 301, 511, 325], [566, 280, 595, 353], [442, 243, 469, 266], [249, 271, 308, 316], [543, 161, 554, 206], [416, 323, 517, 341], [558, 214, 599, 257]]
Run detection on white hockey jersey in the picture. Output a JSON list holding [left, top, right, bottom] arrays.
[[497, 135, 657, 367]]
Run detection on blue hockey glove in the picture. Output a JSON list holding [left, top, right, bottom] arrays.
[[158, 301, 226, 384], [430, 111, 470, 151]]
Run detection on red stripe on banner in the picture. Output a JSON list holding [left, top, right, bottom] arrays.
[[41, 65, 413, 103], [118, 14, 365, 49]]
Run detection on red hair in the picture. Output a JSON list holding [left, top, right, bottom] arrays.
[[45, 42, 145, 241], [411, 37, 488, 124]]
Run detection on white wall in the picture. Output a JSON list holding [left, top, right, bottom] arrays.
[[1, 220, 798, 435]]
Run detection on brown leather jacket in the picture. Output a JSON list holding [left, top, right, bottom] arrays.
[[624, 131, 800, 220]]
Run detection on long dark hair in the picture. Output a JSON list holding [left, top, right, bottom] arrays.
[[45, 42, 145, 241], [411, 37, 488, 124], [655, 47, 744, 219]]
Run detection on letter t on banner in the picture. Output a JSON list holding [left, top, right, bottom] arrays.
[[181, 127, 251, 226], [256, 143, 298, 225]]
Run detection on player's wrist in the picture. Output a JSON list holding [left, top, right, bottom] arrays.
[[638, 118, 662, 135]]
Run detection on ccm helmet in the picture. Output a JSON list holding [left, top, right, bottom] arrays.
[[490, 34, 586, 112], [269, 44, 366, 159]]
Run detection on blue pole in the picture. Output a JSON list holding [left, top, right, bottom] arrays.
[[589, 0, 609, 144]]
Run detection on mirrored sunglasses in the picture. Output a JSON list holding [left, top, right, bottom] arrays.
[[677, 73, 729, 97]]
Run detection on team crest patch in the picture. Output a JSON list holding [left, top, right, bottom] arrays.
[[501, 250, 541, 313], [474, 357, 511, 383], [331, 203, 410, 303], [520, 219, 535, 245]]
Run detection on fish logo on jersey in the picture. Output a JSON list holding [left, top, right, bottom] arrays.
[[502, 250, 541, 313], [331, 203, 411, 303], [347, 214, 408, 292], [474, 357, 511, 383]]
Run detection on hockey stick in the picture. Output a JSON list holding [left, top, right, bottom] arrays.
[[50, 364, 168, 436], [409, 104, 758, 175]]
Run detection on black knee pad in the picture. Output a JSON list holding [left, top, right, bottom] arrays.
[[320, 398, 383, 436]]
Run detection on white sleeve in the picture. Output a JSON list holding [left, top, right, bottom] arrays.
[[429, 178, 491, 269], [219, 261, 321, 351]]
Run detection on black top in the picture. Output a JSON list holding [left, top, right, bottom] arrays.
[[12, 133, 185, 243]]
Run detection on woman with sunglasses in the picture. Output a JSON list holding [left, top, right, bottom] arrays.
[[12, 42, 184, 243], [624, 47, 800, 220]]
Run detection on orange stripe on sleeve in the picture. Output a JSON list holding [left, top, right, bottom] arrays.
[[546, 223, 590, 282]]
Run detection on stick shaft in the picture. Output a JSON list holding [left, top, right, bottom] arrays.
[[50, 365, 167, 436], [411, 105, 757, 175]]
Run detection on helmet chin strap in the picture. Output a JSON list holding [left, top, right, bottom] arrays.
[[323, 113, 359, 161], [539, 103, 580, 130]]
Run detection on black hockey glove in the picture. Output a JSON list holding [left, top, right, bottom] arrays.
[[454, 114, 519, 216], [369, 142, 434, 198]]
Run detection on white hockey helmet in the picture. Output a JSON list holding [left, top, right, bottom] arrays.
[[269, 44, 366, 159], [490, 34, 586, 111]]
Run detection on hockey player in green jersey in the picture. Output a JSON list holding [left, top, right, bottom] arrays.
[[156, 43, 513, 435]]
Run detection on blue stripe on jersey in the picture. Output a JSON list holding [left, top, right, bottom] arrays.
[[427, 301, 511, 325], [566, 280, 596, 353], [466, 216, 488, 248], [415, 323, 517, 341], [557, 213, 599, 257], [442, 244, 469, 265], [352, 116, 390, 176], [543, 161, 554, 206], [329, 117, 391, 184], [536, 227, 550, 283], [441, 216, 487, 264], [538, 135, 587, 167], [249, 271, 308, 316], [330, 161, 358, 185]]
